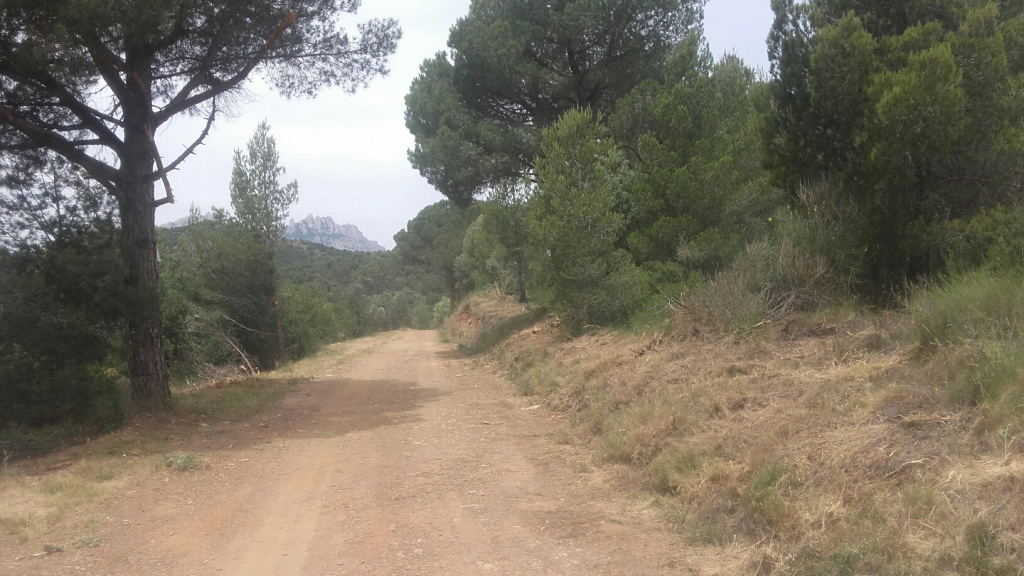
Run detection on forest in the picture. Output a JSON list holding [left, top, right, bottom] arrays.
[[2, 0, 1024, 463]]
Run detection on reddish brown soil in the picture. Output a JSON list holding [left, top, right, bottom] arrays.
[[2, 331, 693, 575]]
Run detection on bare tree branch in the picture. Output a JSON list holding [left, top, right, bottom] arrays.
[[0, 65, 125, 153], [82, 36, 130, 102], [159, 101, 217, 176], [146, 124, 175, 207]]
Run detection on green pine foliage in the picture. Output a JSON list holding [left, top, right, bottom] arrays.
[[610, 35, 781, 272], [406, 0, 702, 205], [763, 0, 1024, 296], [0, 157, 126, 429], [531, 109, 645, 332]]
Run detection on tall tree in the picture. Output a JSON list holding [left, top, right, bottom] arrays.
[[610, 36, 778, 271], [0, 1, 400, 408], [406, 0, 702, 206], [762, 0, 1024, 294], [454, 179, 532, 301], [530, 108, 643, 332], [229, 120, 298, 368], [483, 179, 531, 303], [394, 200, 480, 303]]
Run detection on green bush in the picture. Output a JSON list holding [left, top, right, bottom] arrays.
[[682, 239, 843, 332], [927, 342, 1024, 408], [279, 282, 346, 360], [679, 180, 860, 333], [410, 301, 435, 329], [530, 109, 647, 333], [911, 269, 1024, 348], [771, 179, 864, 296], [911, 270, 1024, 421], [939, 204, 1024, 274], [366, 290, 419, 332], [160, 281, 239, 378], [0, 249, 126, 429], [432, 297, 452, 327]]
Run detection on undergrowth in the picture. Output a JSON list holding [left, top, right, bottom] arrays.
[[469, 273, 1024, 574]]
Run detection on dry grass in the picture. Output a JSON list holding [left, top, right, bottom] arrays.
[[277, 332, 394, 380], [0, 453, 139, 545], [441, 292, 542, 352], [477, 296, 1024, 574]]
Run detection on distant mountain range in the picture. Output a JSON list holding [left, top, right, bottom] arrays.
[[161, 213, 386, 253], [285, 215, 385, 253]]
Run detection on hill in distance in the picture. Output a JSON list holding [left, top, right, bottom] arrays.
[[286, 214, 386, 253], [161, 213, 386, 253]]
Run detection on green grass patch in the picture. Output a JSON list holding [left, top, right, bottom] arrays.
[[173, 377, 297, 421], [911, 269, 1024, 348], [742, 461, 790, 529], [647, 444, 701, 495], [599, 399, 685, 466], [163, 452, 204, 472], [954, 520, 1021, 576]]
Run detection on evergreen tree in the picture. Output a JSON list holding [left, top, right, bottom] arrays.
[[229, 121, 298, 368], [0, 0, 400, 408], [405, 0, 702, 205], [611, 36, 779, 272], [530, 109, 643, 332], [762, 0, 1024, 295], [0, 153, 125, 427]]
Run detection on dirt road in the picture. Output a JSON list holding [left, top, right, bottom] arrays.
[[6, 331, 692, 575]]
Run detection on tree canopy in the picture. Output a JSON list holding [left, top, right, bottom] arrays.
[[762, 0, 1024, 293], [0, 0, 400, 407], [405, 0, 702, 205]]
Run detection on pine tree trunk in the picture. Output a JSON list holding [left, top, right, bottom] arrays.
[[263, 258, 284, 370], [445, 266, 459, 304], [119, 67, 171, 410], [514, 252, 528, 303], [118, 174, 171, 409], [273, 292, 285, 365]]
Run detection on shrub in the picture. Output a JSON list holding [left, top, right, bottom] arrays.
[[0, 259, 125, 429], [678, 181, 862, 333], [531, 109, 646, 333], [408, 302, 433, 329], [939, 204, 1024, 274], [777, 179, 867, 289], [432, 297, 452, 328], [279, 282, 346, 360], [910, 269, 1024, 348], [680, 238, 844, 332]]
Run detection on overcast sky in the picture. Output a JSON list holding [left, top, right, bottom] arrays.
[[156, 0, 775, 248]]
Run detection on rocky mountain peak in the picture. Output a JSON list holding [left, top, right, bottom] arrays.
[[285, 214, 385, 253]]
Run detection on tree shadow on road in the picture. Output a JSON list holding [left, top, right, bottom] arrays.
[[172, 377, 451, 454]]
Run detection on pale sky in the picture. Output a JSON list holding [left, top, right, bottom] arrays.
[[156, 0, 775, 248]]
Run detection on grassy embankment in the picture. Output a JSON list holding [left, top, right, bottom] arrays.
[[447, 278, 1024, 575], [0, 336, 381, 552]]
